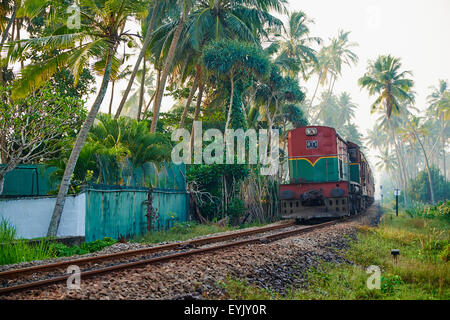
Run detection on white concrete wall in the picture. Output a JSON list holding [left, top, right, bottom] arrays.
[[0, 193, 85, 239]]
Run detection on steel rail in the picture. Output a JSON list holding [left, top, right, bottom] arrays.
[[0, 221, 295, 279], [0, 218, 346, 296]]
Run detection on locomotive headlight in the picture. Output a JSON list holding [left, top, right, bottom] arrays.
[[305, 128, 317, 136]]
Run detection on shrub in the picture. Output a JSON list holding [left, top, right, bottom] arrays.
[[52, 237, 117, 257]]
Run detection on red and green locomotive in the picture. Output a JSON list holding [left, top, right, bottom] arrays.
[[280, 126, 374, 221]]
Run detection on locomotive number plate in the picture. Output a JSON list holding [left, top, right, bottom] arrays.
[[306, 140, 318, 149]]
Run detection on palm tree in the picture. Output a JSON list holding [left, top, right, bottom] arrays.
[[275, 11, 321, 79], [149, 0, 193, 132], [149, 0, 287, 132], [8, 0, 146, 236], [122, 67, 156, 119], [308, 30, 358, 109], [153, 0, 287, 130], [358, 55, 414, 205], [314, 91, 339, 126], [325, 30, 358, 97], [427, 80, 449, 179], [114, 0, 163, 119], [365, 124, 388, 152], [0, 0, 18, 50], [376, 148, 401, 187], [336, 92, 357, 125], [307, 46, 333, 109], [401, 110, 436, 203]]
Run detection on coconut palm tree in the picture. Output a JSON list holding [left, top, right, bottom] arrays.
[[114, 0, 163, 119], [376, 148, 401, 187], [365, 124, 388, 152], [0, 0, 18, 50], [325, 30, 358, 97], [401, 110, 436, 203], [358, 55, 414, 204], [122, 67, 156, 119], [308, 30, 357, 109], [8, 0, 147, 236], [149, 0, 288, 132], [314, 91, 339, 126], [275, 10, 321, 79], [427, 80, 449, 179], [153, 0, 287, 130], [336, 91, 357, 126]]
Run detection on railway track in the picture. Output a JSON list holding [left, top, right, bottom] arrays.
[[0, 216, 353, 296]]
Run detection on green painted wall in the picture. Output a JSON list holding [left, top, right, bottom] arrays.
[[84, 187, 189, 242], [0, 165, 58, 197], [151, 189, 189, 231], [289, 157, 339, 183]]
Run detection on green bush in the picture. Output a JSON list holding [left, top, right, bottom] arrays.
[[438, 244, 450, 262], [52, 237, 117, 257], [381, 274, 404, 294], [227, 198, 247, 219], [407, 167, 449, 203], [406, 200, 450, 219]]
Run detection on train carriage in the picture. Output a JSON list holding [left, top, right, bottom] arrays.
[[280, 126, 374, 221]]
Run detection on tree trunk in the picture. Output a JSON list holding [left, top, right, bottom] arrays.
[[150, 10, 187, 132], [442, 121, 447, 180], [327, 74, 336, 98], [143, 91, 156, 115], [0, 5, 17, 83], [406, 117, 436, 204], [11, 17, 15, 43], [108, 81, 115, 115], [189, 80, 204, 162], [308, 70, 322, 110], [0, 5, 16, 49], [389, 120, 408, 205], [444, 138, 447, 181], [225, 73, 235, 130], [115, 1, 159, 119], [17, 18, 23, 70], [137, 56, 146, 121], [179, 72, 199, 128], [0, 173, 4, 196], [0, 135, 7, 164], [47, 47, 115, 237]]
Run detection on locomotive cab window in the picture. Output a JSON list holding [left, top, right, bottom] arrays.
[[349, 148, 357, 162], [306, 140, 318, 149]]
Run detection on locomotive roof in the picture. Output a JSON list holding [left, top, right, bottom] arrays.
[[295, 126, 359, 149]]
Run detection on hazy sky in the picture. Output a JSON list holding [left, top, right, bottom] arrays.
[[284, 0, 450, 183], [96, 0, 450, 183]]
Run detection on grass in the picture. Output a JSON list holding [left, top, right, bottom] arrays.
[[0, 219, 54, 265], [221, 203, 450, 300], [51, 237, 117, 257], [132, 221, 269, 244], [0, 218, 118, 265]]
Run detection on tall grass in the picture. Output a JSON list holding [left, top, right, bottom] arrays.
[[0, 218, 17, 242], [0, 219, 54, 265]]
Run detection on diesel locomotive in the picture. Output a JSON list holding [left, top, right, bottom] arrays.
[[280, 126, 375, 221]]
